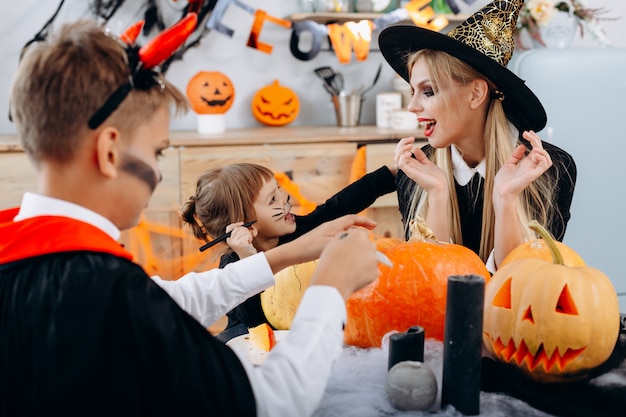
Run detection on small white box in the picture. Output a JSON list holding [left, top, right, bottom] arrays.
[[390, 110, 418, 131], [376, 92, 402, 128]]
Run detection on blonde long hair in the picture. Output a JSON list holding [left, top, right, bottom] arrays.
[[403, 50, 558, 261]]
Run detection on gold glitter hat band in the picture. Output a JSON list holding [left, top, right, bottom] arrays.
[[378, 0, 547, 133]]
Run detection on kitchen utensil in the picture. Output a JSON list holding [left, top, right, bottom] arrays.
[[323, 83, 338, 96], [330, 72, 344, 95], [314, 66, 340, 95], [361, 63, 382, 95]]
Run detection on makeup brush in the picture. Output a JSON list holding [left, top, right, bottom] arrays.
[[199, 220, 257, 252]]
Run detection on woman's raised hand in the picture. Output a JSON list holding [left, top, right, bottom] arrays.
[[394, 136, 447, 193], [494, 130, 553, 204]]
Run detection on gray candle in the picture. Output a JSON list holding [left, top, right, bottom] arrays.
[[441, 274, 485, 415]]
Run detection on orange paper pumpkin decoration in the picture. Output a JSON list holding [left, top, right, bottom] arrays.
[[186, 71, 235, 115], [483, 222, 620, 383], [251, 80, 300, 126], [344, 229, 490, 348]]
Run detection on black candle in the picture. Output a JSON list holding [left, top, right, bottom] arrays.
[[388, 325, 425, 370], [441, 274, 485, 415]]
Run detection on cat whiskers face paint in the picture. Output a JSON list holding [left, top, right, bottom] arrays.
[[120, 151, 161, 192], [271, 195, 291, 221], [271, 207, 284, 220]]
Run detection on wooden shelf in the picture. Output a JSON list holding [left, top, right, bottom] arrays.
[[0, 125, 426, 152], [287, 12, 469, 25]]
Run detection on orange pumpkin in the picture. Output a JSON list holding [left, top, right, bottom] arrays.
[[251, 80, 300, 126], [483, 222, 620, 383], [344, 221, 490, 348], [186, 71, 235, 114], [500, 220, 586, 268]]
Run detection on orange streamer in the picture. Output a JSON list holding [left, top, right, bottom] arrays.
[[274, 172, 317, 214]]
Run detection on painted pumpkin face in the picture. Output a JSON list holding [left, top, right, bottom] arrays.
[[251, 80, 300, 126], [186, 71, 235, 114], [483, 259, 620, 383]]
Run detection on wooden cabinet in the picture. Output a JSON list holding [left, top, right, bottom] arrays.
[[0, 126, 422, 280]]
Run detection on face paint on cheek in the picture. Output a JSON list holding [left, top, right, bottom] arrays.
[[272, 207, 283, 220], [120, 152, 160, 192]]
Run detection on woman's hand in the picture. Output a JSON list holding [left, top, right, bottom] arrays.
[[394, 136, 447, 193], [226, 222, 257, 259], [494, 130, 553, 207]]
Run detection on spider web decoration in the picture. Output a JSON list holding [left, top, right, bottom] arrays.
[[88, 0, 217, 75], [89, 0, 127, 21], [159, 0, 218, 74]]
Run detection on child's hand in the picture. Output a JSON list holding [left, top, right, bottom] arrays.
[[226, 222, 257, 259]]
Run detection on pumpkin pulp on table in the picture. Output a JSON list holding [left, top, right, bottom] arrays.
[[248, 323, 276, 352]]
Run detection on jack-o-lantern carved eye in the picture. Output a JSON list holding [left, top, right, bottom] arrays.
[[522, 306, 534, 324], [556, 284, 578, 315], [492, 277, 512, 309]]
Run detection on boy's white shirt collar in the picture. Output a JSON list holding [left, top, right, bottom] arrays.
[[451, 144, 486, 185], [13, 192, 121, 241]]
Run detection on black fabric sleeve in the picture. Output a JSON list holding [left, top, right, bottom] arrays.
[[281, 165, 397, 243], [542, 141, 577, 241]]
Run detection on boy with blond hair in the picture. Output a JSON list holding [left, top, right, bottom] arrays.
[[1, 18, 380, 416]]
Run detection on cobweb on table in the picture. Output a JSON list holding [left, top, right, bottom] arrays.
[[312, 337, 554, 417]]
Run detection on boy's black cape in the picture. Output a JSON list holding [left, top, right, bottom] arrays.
[[0, 207, 256, 416]]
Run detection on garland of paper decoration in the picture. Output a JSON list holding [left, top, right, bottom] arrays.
[[27, 0, 467, 69], [207, 0, 464, 63]]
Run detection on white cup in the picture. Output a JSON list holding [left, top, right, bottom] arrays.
[[376, 92, 402, 128], [390, 110, 418, 131], [197, 114, 225, 134]]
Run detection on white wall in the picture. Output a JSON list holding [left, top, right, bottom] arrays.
[[1, 0, 624, 135]]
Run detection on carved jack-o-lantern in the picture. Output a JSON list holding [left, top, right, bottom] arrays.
[[251, 80, 300, 126], [186, 71, 235, 115], [483, 222, 620, 383]]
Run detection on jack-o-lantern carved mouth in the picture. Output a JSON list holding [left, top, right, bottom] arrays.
[[484, 333, 587, 372], [254, 106, 296, 120], [201, 95, 233, 107]]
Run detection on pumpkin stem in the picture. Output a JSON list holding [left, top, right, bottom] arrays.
[[408, 216, 437, 242], [529, 220, 563, 265]]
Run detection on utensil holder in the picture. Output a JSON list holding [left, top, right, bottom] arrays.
[[332, 94, 364, 127]]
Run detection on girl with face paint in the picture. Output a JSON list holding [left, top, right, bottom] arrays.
[[181, 162, 397, 332]]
